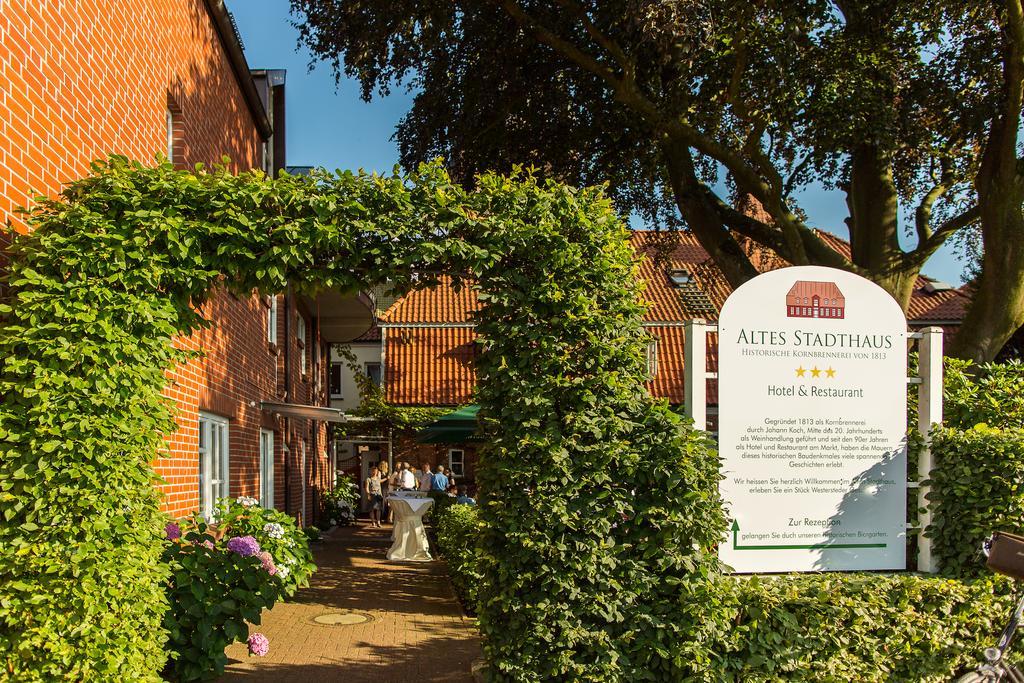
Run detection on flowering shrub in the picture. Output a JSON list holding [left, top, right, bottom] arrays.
[[214, 498, 315, 597], [226, 535, 261, 557], [162, 517, 280, 682], [247, 632, 270, 657], [321, 473, 360, 526]]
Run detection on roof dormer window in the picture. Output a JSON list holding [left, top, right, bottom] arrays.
[[667, 268, 692, 287]]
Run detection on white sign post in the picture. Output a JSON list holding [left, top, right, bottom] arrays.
[[718, 266, 907, 572]]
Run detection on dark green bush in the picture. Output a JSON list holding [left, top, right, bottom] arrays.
[[711, 573, 1015, 682], [162, 518, 281, 682], [943, 359, 1024, 429], [434, 503, 482, 610], [213, 498, 315, 597], [927, 424, 1024, 576], [472, 178, 727, 681], [321, 473, 359, 526]]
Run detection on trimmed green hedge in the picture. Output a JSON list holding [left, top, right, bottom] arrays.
[[434, 503, 482, 610], [927, 424, 1024, 577], [713, 574, 1014, 682], [435, 501, 1016, 681]]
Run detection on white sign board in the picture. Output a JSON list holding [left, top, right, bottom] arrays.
[[718, 266, 907, 572]]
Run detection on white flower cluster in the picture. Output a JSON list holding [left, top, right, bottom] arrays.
[[277, 565, 290, 580], [236, 496, 259, 508], [263, 522, 285, 539]]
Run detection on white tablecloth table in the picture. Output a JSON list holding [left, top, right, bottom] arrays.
[[386, 496, 433, 562]]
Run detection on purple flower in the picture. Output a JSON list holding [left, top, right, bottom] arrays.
[[165, 522, 182, 541], [258, 551, 277, 575], [226, 536, 261, 557], [247, 632, 270, 657]]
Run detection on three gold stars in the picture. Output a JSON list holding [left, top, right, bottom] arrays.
[[795, 365, 837, 379]]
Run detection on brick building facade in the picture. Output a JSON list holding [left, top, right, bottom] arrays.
[[1, 0, 355, 524]]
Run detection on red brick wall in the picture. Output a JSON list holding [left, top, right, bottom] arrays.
[[0, 1, 329, 520]]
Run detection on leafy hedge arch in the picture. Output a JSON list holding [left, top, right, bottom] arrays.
[[0, 158, 726, 680]]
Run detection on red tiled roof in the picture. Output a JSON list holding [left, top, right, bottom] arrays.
[[380, 276, 477, 323], [385, 326, 476, 405], [382, 230, 968, 405]]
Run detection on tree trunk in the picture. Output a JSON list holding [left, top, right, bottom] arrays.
[[661, 138, 759, 288], [949, 0, 1024, 362], [950, 204, 1024, 362]]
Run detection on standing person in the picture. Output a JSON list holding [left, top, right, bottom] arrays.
[[387, 463, 402, 522], [378, 460, 391, 523], [365, 466, 383, 528], [432, 465, 449, 492], [399, 462, 416, 490], [419, 463, 433, 491]]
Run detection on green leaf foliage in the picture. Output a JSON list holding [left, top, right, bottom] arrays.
[[438, 496, 1017, 681], [927, 424, 1024, 577], [433, 502, 482, 611], [320, 473, 360, 526], [211, 498, 316, 598], [162, 519, 281, 682]]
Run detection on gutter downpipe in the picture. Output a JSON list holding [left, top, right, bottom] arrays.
[[283, 286, 292, 516]]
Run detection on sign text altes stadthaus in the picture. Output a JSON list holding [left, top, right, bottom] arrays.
[[718, 266, 907, 572]]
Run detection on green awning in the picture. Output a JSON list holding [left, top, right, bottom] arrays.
[[416, 404, 480, 444]]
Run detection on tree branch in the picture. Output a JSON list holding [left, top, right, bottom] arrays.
[[914, 155, 955, 245], [915, 205, 980, 258]]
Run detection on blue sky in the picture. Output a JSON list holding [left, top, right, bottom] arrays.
[[227, 0, 967, 285]]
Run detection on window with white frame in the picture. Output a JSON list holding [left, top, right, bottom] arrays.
[[365, 362, 382, 387], [198, 412, 229, 519], [259, 429, 275, 509], [297, 314, 307, 373], [329, 362, 344, 398], [267, 295, 278, 344], [448, 448, 465, 478], [646, 338, 658, 377]]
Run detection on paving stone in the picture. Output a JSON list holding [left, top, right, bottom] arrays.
[[219, 521, 481, 682]]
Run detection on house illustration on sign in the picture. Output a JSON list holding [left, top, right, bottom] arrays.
[[786, 281, 845, 319]]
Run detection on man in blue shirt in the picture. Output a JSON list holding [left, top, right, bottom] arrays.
[[431, 465, 449, 492]]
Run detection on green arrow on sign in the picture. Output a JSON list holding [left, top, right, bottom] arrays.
[[730, 519, 886, 551]]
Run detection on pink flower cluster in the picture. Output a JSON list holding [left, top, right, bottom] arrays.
[[247, 632, 270, 657], [258, 551, 277, 575]]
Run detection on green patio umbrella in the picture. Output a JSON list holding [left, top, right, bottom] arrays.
[[416, 404, 480, 444]]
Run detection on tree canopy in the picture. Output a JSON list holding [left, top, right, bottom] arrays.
[[291, 0, 1024, 361]]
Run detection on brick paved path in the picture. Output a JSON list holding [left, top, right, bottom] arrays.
[[219, 521, 482, 682]]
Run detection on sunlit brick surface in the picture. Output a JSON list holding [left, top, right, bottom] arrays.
[[0, 1, 329, 520]]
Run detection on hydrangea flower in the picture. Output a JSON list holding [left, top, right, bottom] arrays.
[[163, 520, 182, 540], [277, 565, 290, 580], [258, 551, 277, 575], [226, 535, 261, 557], [164, 522, 182, 541], [247, 632, 269, 657], [262, 522, 285, 539], [236, 496, 259, 508]]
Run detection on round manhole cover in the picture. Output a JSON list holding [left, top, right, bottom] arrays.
[[312, 611, 373, 626]]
